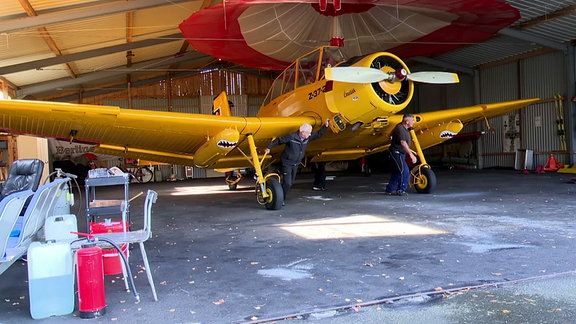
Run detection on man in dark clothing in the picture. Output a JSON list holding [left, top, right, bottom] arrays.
[[312, 162, 327, 191], [265, 119, 330, 201], [385, 114, 417, 196]]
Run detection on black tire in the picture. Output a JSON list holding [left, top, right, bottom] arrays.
[[264, 177, 284, 210], [413, 167, 437, 193], [135, 167, 154, 183]]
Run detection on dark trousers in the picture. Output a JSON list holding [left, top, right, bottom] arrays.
[[312, 162, 326, 188], [281, 164, 299, 199], [385, 151, 410, 193]]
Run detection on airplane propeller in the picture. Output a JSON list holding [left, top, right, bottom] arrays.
[[325, 67, 459, 84]]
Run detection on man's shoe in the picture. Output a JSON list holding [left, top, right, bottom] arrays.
[[384, 191, 395, 196], [312, 186, 322, 191], [396, 191, 408, 196], [282, 201, 285, 206], [321, 187, 327, 191]]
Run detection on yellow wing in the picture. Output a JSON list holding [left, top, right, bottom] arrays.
[[410, 98, 541, 150], [0, 99, 317, 169]]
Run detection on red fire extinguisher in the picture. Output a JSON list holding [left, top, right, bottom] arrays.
[[76, 242, 106, 318]]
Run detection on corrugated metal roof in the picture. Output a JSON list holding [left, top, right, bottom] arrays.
[[434, 0, 576, 68], [1, 0, 575, 100]]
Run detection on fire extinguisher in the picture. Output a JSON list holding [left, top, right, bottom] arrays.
[[74, 234, 139, 319], [76, 242, 106, 318]]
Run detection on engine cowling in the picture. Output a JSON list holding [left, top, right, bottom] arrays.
[[324, 52, 414, 130]]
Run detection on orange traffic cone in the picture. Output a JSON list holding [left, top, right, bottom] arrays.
[[543, 154, 560, 172]]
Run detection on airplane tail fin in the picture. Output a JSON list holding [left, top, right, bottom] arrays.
[[212, 91, 233, 116]]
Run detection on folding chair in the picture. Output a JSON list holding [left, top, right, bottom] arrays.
[[83, 190, 159, 301]]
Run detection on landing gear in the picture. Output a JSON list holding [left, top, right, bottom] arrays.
[[245, 134, 284, 209], [225, 170, 243, 190], [408, 128, 436, 193], [411, 165, 436, 193], [256, 176, 284, 210]]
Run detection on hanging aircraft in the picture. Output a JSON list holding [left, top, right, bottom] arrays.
[[0, 46, 538, 210]]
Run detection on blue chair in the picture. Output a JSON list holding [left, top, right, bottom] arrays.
[[7, 177, 70, 249], [0, 190, 35, 275]]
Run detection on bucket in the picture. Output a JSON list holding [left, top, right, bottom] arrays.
[[90, 220, 129, 275], [45, 214, 78, 242], [27, 241, 74, 319]]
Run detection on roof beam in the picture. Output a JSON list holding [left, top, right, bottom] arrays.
[[515, 5, 576, 29], [18, 0, 77, 79], [409, 56, 475, 75], [498, 28, 568, 53], [0, 0, 191, 34], [0, 33, 182, 75], [16, 52, 215, 97]]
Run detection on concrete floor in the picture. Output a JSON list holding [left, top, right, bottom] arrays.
[[1, 168, 576, 323]]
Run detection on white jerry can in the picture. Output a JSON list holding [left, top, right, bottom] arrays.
[[27, 241, 74, 319]]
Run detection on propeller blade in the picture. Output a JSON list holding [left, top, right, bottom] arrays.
[[325, 67, 459, 84], [407, 72, 459, 84], [325, 67, 387, 83]]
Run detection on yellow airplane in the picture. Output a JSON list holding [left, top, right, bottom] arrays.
[[0, 46, 539, 210]]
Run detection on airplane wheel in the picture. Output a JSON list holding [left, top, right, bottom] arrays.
[[413, 167, 436, 193], [264, 177, 284, 210]]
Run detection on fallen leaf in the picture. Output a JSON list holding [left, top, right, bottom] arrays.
[[168, 308, 176, 312], [213, 299, 225, 305], [434, 287, 443, 291], [502, 310, 510, 314]]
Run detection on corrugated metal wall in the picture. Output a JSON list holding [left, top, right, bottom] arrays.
[[478, 62, 520, 168], [415, 50, 568, 170], [479, 52, 568, 169], [520, 52, 568, 167]]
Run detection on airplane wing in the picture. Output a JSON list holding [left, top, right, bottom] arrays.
[[410, 98, 541, 150], [0, 99, 318, 169]]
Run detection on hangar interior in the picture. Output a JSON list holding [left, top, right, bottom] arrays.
[[0, 0, 576, 175]]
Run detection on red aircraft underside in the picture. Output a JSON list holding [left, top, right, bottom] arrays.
[[179, 0, 520, 70]]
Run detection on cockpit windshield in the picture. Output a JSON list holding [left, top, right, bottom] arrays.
[[262, 47, 347, 106]]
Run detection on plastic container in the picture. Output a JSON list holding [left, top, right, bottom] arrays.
[[27, 241, 74, 319], [45, 214, 78, 242], [90, 220, 128, 275]]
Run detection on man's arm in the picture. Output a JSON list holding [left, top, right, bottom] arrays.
[[310, 119, 330, 140], [265, 133, 292, 154]]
